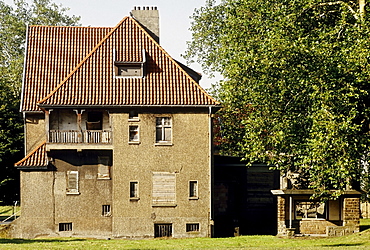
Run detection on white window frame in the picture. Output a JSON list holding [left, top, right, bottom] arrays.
[[129, 125, 140, 144], [189, 180, 198, 199], [130, 181, 139, 200], [66, 171, 79, 194], [155, 117, 172, 145]]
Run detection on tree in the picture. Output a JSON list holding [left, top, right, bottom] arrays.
[[0, 0, 80, 204], [185, 0, 370, 199]]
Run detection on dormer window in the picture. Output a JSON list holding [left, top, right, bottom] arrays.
[[114, 49, 146, 78], [115, 63, 143, 77]]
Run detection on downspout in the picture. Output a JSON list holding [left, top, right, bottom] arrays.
[[289, 196, 293, 229], [208, 106, 214, 237]]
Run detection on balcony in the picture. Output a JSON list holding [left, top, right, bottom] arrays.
[[47, 130, 113, 151]]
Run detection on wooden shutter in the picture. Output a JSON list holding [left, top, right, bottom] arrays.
[[67, 171, 79, 194], [152, 172, 176, 204]]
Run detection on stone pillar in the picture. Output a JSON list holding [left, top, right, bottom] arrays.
[[343, 197, 360, 233], [277, 196, 287, 235]]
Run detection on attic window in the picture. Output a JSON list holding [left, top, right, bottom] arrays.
[[115, 63, 144, 78], [114, 49, 146, 78]]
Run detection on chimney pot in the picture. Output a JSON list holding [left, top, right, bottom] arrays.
[[131, 6, 160, 43]]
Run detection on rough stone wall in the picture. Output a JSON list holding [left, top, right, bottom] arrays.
[[111, 108, 212, 238], [277, 196, 286, 235], [300, 220, 337, 235], [343, 197, 360, 232], [25, 114, 45, 153]]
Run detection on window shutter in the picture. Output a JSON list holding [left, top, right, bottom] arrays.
[[67, 171, 79, 194], [152, 172, 176, 204]]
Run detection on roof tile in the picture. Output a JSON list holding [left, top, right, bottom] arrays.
[[14, 142, 48, 168], [22, 16, 219, 112]]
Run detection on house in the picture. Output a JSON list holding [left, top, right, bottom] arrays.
[[271, 174, 362, 236], [13, 7, 220, 239]]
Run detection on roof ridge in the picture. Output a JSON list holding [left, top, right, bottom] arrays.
[[14, 141, 46, 166], [29, 25, 112, 29], [37, 17, 130, 106]]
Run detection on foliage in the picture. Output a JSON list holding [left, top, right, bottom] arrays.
[[186, 0, 370, 199], [0, 0, 80, 204]]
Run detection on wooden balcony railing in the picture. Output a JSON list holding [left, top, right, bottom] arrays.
[[48, 130, 112, 144]]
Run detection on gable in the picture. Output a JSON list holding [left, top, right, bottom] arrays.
[[22, 17, 219, 112]]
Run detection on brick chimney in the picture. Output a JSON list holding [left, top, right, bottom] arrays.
[[131, 6, 160, 43]]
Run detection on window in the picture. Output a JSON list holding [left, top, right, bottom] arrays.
[[189, 181, 198, 199], [295, 201, 325, 220], [66, 171, 79, 194], [59, 223, 72, 231], [154, 224, 172, 238], [97, 156, 110, 179], [115, 63, 143, 77], [102, 205, 111, 216], [130, 181, 139, 199], [152, 172, 176, 205], [129, 126, 140, 143], [156, 117, 172, 144], [129, 111, 139, 121], [186, 223, 200, 232]]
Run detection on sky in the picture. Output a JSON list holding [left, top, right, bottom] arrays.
[[6, 0, 221, 89]]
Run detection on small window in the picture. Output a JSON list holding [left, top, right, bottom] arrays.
[[98, 156, 110, 179], [129, 126, 140, 143], [186, 223, 200, 232], [115, 63, 143, 77], [130, 181, 139, 199], [59, 223, 72, 231], [154, 223, 172, 238], [156, 117, 172, 144], [129, 111, 139, 121], [295, 201, 325, 220], [102, 205, 111, 216], [67, 171, 79, 194], [189, 181, 198, 199]]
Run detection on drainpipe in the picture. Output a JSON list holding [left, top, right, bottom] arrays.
[[289, 196, 293, 229]]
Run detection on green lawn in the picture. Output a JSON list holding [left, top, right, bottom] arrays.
[[0, 218, 368, 249], [0, 220, 368, 249]]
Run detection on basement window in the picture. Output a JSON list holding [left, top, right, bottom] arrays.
[[102, 205, 111, 216], [186, 223, 200, 232], [59, 222, 72, 231], [154, 223, 172, 238]]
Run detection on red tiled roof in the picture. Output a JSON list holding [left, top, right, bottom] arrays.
[[22, 26, 111, 112], [21, 17, 219, 112], [14, 142, 48, 168]]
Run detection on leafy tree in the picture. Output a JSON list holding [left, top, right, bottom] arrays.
[[186, 0, 370, 199], [0, 0, 80, 204]]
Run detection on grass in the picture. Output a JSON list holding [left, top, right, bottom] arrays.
[[0, 218, 368, 249], [0, 206, 20, 221]]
